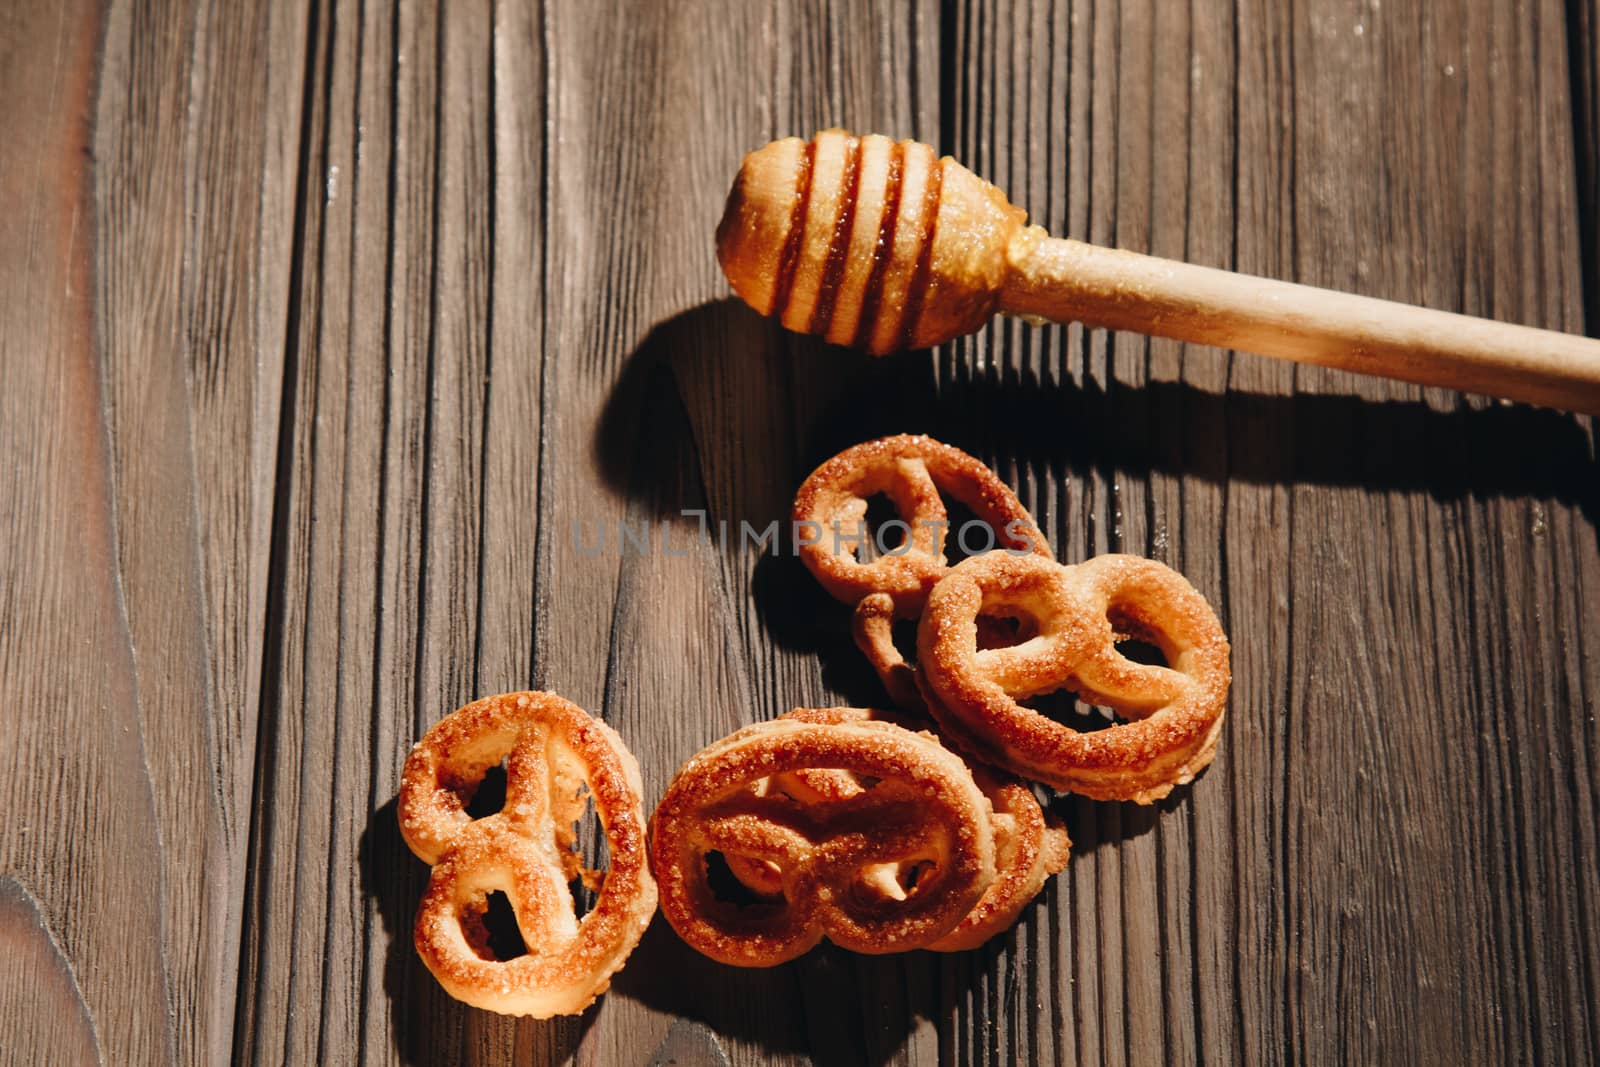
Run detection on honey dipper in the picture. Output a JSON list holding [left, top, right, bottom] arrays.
[[716, 129, 1600, 413]]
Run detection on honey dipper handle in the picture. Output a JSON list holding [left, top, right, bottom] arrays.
[[1000, 229, 1600, 413]]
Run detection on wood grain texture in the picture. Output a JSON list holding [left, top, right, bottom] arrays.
[[95, 0, 309, 1061], [1, 0, 302, 1061], [0, 0, 1596, 1064]]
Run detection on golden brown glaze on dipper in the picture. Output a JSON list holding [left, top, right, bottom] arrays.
[[916, 553, 1231, 804], [648, 717, 997, 966], [398, 692, 657, 1017], [717, 130, 1025, 353]]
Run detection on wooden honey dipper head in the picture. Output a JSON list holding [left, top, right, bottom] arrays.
[[716, 129, 1025, 354], [718, 131, 1600, 412]]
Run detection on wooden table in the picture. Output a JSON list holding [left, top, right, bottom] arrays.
[[3, 0, 1598, 1063]]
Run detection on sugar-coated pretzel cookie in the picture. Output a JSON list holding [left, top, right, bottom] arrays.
[[649, 717, 997, 966], [398, 692, 657, 1016], [917, 553, 1231, 804], [792, 435, 1052, 617], [726, 708, 1069, 951]]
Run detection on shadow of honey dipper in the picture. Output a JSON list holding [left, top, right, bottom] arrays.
[[718, 130, 1600, 413]]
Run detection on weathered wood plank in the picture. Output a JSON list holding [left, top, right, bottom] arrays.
[[230, 0, 475, 1062], [94, 0, 309, 1060], [0, 7, 172, 1059], [177, 2, 311, 1057], [0, 0, 305, 1060], [223, 0, 562, 1061], [1275, 3, 1594, 1063]]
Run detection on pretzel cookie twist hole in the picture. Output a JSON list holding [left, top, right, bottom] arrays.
[[850, 493, 914, 562], [807, 457, 945, 562], [423, 835, 566, 968], [1100, 596, 1175, 667], [851, 853, 938, 906], [805, 801, 945, 910], [812, 808, 972, 952], [677, 848, 805, 948], [463, 761, 510, 819], [1107, 602, 1179, 669], [968, 584, 1087, 700], [705, 851, 789, 909], [479, 890, 529, 961], [938, 495, 1016, 567], [443, 890, 503, 963], [1077, 603, 1185, 717], [555, 776, 610, 916], [1015, 690, 1124, 733], [433, 735, 525, 846], [977, 607, 1038, 648], [444, 881, 507, 964], [1070, 586, 1205, 718]]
